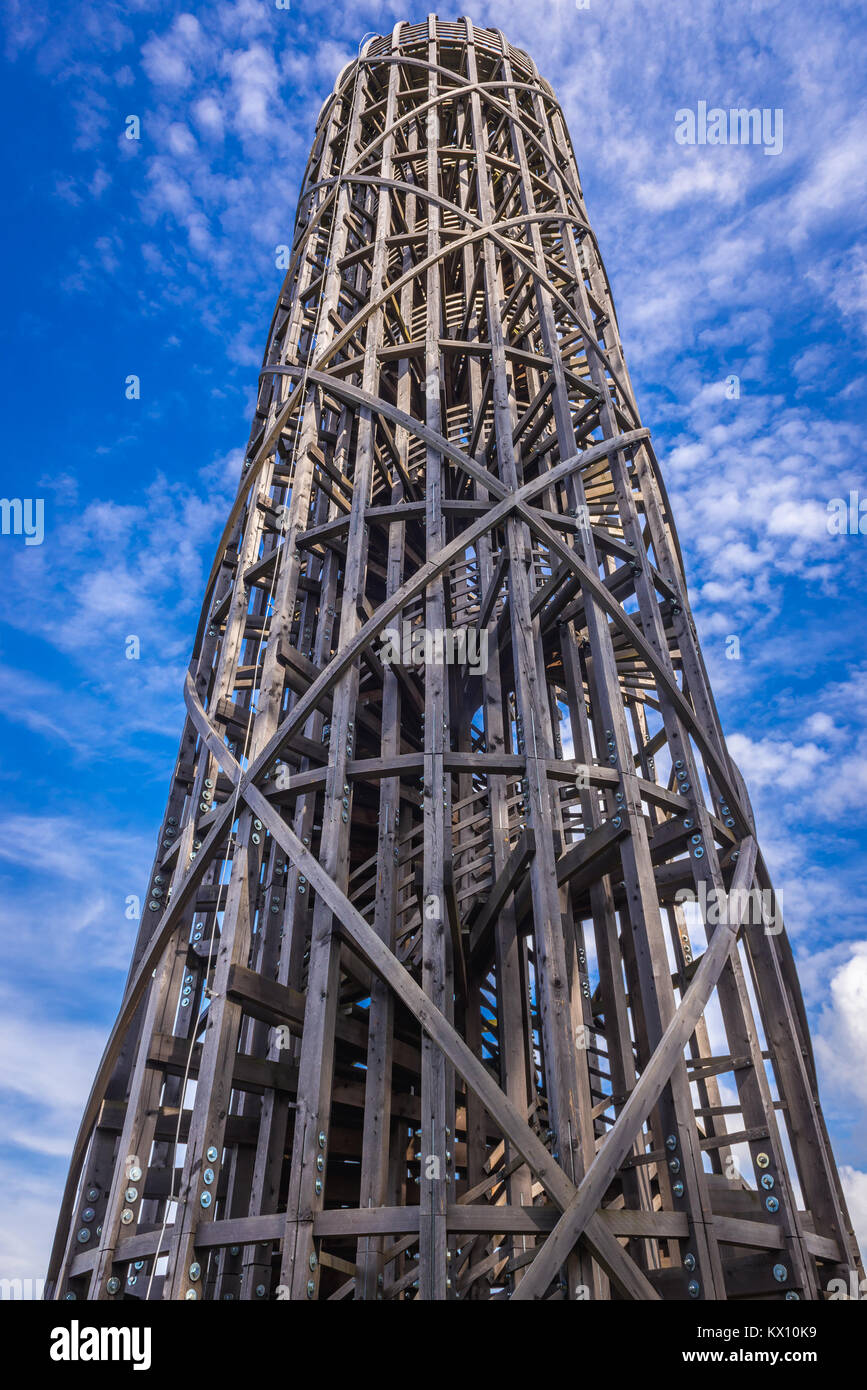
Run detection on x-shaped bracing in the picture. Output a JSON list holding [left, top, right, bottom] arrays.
[[51, 400, 758, 1298], [181, 670, 757, 1299]]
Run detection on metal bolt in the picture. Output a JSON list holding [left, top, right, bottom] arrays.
[[124, 1187, 138, 1203], [687, 1279, 700, 1298], [256, 1284, 266, 1298], [773, 1264, 788, 1283], [307, 1279, 316, 1299], [185, 1288, 197, 1300], [206, 1146, 218, 1162], [683, 1253, 696, 1271], [203, 1168, 214, 1185], [756, 1151, 770, 1168], [200, 1191, 212, 1208], [189, 1263, 201, 1281], [665, 1134, 677, 1151], [765, 1195, 780, 1213], [120, 1209, 134, 1225], [106, 1277, 120, 1294]]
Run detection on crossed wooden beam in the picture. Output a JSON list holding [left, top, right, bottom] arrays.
[[47, 398, 764, 1296], [184, 666, 758, 1300], [45, 394, 766, 1301]]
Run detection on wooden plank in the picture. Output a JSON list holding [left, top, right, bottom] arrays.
[[467, 828, 536, 962]]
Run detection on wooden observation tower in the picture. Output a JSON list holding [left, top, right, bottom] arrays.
[[47, 15, 860, 1302]]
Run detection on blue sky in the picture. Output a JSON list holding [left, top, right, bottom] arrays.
[[1, 0, 865, 1286]]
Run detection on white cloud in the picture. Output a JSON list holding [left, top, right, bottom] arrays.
[[166, 121, 197, 157], [815, 943, 867, 1109], [141, 13, 203, 89], [0, 1003, 107, 1283], [839, 1166, 867, 1265], [223, 44, 279, 138], [192, 94, 224, 140], [636, 159, 743, 212]]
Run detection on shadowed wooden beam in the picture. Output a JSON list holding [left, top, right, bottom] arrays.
[[468, 828, 535, 963]]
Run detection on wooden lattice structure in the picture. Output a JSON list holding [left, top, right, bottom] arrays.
[[47, 15, 861, 1302]]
